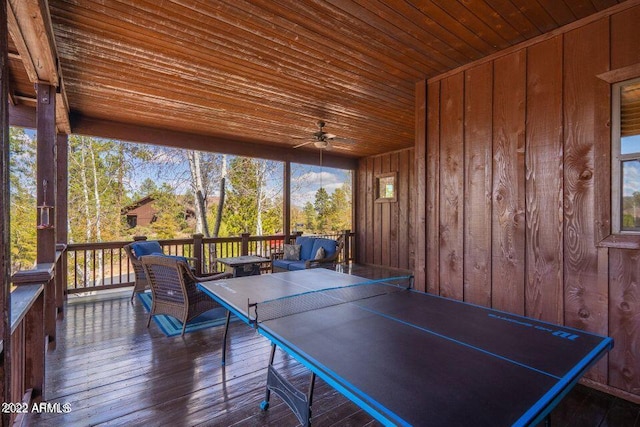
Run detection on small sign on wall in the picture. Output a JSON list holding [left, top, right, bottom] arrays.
[[375, 172, 397, 203]]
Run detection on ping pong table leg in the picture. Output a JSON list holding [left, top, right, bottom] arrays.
[[221, 310, 231, 366], [260, 343, 277, 410], [260, 343, 315, 426]]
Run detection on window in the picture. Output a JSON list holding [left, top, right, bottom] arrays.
[[613, 78, 640, 232], [375, 172, 397, 203]]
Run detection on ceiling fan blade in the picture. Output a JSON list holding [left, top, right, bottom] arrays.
[[293, 140, 315, 149]]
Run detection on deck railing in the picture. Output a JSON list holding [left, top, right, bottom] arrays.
[[65, 230, 354, 293]]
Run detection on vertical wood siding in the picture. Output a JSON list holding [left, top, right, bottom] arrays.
[[439, 74, 464, 301], [491, 50, 527, 315], [563, 19, 610, 383], [357, 3, 640, 401], [356, 148, 414, 272], [463, 62, 493, 308], [426, 81, 441, 295], [525, 36, 564, 325]]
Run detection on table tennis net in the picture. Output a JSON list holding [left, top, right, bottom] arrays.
[[249, 275, 413, 324]]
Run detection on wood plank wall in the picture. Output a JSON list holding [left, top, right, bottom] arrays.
[[357, 3, 640, 402], [356, 148, 414, 271]]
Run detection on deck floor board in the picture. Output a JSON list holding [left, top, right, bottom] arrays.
[[26, 273, 640, 426]]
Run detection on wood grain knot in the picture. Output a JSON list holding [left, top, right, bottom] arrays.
[[578, 308, 590, 319], [620, 302, 630, 311], [579, 169, 593, 180]]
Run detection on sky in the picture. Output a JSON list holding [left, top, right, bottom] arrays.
[[622, 135, 640, 196]]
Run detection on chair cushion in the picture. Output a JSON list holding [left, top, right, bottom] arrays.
[[295, 236, 316, 260], [310, 238, 337, 259], [283, 244, 301, 260], [151, 252, 189, 264], [131, 241, 163, 258], [273, 259, 306, 271], [287, 261, 308, 271]]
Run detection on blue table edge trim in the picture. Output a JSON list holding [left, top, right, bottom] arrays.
[[514, 337, 614, 426], [198, 283, 256, 327]]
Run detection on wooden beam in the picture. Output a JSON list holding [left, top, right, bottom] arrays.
[[7, 0, 58, 85], [55, 91, 71, 134], [71, 114, 359, 170], [6, 3, 38, 82], [8, 0, 71, 134], [8, 103, 36, 128]]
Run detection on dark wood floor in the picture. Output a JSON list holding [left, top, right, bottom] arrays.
[[26, 279, 640, 426]]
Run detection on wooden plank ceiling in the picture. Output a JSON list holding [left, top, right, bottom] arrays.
[[6, 0, 627, 160]]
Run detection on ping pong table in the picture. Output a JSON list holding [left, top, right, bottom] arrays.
[[198, 268, 613, 427]]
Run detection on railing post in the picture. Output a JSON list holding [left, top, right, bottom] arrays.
[[241, 233, 250, 256], [193, 233, 203, 275], [55, 244, 66, 319], [343, 229, 351, 263], [133, 235, 147, 242]]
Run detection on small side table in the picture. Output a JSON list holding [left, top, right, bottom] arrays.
[[217, 255, 271, 277]]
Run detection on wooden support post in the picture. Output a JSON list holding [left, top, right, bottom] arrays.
[[283, 161, 291, 238], [241, 233, 250, 256], [36, 82, 57, 346], [193, 233, 203, 276], [56, 133, 68, 314], [1, 0, 13, 423]]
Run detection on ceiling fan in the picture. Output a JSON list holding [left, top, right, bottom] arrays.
[[293, 121, 355, 149]]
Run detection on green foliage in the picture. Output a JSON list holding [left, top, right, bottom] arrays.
[[223, 157, 282, 235], [327, 184, 352, 232], [302, 201, 316, 232], [68, 135, 129, 242], [9, 128, 37, 271], [135, 178, 159, 199], [294, 182, 352, 234]]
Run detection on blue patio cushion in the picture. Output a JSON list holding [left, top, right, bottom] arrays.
[[272, 259, 306, 271], [131, 241, 190, 264], [130, 241, 163, 258], [295, 236, 316, 260], [287, 261, 308, 271], [310, 238, 337, 259]]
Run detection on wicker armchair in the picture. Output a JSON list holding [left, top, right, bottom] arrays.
[[124, 240, 200, 302], [140, 255, 232, 336]]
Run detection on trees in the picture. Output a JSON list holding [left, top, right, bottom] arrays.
[[9, 127, 350, 276], [223, 157, 283, 235], [9, 128, 37, 271], [68, 135, 128, 243]]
